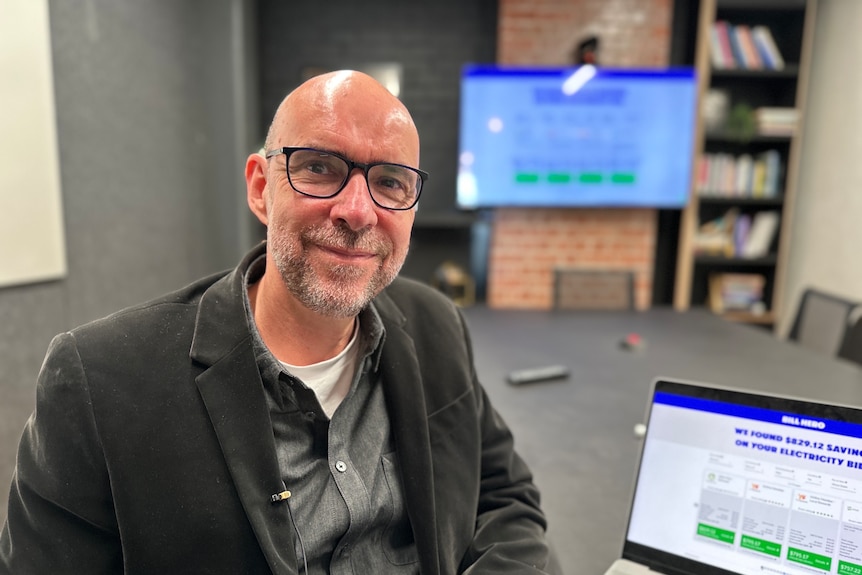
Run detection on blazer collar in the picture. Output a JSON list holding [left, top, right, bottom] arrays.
[[189, 242, 264, 366], [190, 242, 299, 574]]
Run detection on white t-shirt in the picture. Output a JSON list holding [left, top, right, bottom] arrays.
[[280, 320, 360, 419]]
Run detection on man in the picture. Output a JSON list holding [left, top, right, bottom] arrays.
[[0, 71, 555, 574]]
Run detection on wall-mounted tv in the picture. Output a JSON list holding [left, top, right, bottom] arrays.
[[456, 65, 698, 209]]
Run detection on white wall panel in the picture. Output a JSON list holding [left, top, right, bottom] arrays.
[[0, 0, 66, 287], [781, 0, 862, 335]]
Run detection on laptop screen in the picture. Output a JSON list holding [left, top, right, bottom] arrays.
[[623, 379, 862, 575]]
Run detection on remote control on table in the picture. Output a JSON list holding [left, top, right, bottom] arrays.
[[506, 365, 570, 385]]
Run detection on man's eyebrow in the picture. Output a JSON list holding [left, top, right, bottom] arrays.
[[302, 145, 395, 166], [301, 144, 346, 157]]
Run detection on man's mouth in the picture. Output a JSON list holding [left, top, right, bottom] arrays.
[[317, 243, 378, 261]]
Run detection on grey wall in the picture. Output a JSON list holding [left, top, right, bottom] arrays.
[[0, 0, 259, 525], [256, 0, 499, 219], [255, 0, 498, 285], [780, 0, 862, 336]]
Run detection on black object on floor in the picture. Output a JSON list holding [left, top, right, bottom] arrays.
[[506, 365, 571, 385]]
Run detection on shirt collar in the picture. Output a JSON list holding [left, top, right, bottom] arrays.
[[242, 253, 386, 382]]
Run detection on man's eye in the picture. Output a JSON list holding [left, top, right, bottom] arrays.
[[377, 176, 405, 190], [307, 161, 329, 175]]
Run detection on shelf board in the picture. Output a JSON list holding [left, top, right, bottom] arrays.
[[697, 196, 784, 207], [711, 65, 799, 79], [705, 132, 793, 144], [695, 254, 778, 266], [717, 0, 806, 11]]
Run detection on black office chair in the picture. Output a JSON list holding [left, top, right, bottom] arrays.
[[838, 312, 862, 368], [788, 288, 860, 357]]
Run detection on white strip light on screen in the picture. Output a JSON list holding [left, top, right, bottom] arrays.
[[562, 64, 597, 96]]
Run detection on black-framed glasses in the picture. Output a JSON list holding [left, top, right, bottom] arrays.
[[265, 147, 428, 211]]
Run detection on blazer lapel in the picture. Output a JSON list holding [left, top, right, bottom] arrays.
[[377, 306, 441, 575], [190, 256, 299, 575]]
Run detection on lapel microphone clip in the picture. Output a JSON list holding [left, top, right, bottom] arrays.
[[270, 490, 291, 503]]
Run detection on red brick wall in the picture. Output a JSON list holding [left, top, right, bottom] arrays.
[[488, 0, 672, 310], [497, 0, 672, 66], [490, 209, 657, 309]]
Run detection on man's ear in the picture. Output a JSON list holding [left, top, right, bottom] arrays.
[[246, 152, 269, 226]]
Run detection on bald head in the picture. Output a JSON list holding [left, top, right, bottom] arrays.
[[264, 70, 420, 165], [247, 70, 420, 323]]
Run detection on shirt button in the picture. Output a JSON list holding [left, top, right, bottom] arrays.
[[335, 460, 347, 473]]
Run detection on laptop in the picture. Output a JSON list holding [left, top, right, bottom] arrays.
[[605, 377, 862, 575]]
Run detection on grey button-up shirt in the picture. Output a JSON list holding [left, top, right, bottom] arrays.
[[245, 257, 419, 574]]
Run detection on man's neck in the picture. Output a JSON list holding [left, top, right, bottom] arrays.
[[247, 273, 357, 366]]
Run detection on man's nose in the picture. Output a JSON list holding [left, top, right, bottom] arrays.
[[329, 170, 378, 230]]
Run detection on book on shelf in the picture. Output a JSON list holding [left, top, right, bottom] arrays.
[[695, 209, 780, 260], [735, 154, 753, 194], [708, 272, 766, 315], [752, 25, 785, 70], [712, 21, 737, 69], [741, 211, 780, 259], [756, 107, 798, 120], [710, 22, 784, 70], [694, 209, 738, 257], [697, 150, 782, 198], [755, 107, 798, 136], [733, 213, 752, 255], [726, 24, 747, 69], [751, 161, 766, 197], [709, 25, 726, 69], [762, 150, 781, 197], [735, 25, 763, 69]]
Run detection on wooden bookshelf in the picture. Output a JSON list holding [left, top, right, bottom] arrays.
[[711, 64, 799, 79], [703, 133, 793, 144], [695, 254, 778, 266], [674, 0, 817, 329], [698, 196, 784, 207]]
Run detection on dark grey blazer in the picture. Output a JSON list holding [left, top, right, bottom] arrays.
[[0, 244, 552, 574]]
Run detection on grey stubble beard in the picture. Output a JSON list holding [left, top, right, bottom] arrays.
[[269, 222, 406, 318]]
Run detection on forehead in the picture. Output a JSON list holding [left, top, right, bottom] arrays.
[[274, 77, 420, 165]]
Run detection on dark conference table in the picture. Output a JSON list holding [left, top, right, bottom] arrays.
[[461, 306, 862, 575]]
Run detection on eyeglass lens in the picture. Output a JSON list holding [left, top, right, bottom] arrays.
[[287, 149, 419, 209]]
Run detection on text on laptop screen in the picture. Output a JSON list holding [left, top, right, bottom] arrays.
[[627, 382, 862, 575]]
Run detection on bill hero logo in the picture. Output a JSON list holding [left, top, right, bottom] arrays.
[[782, 415, 826, 430]]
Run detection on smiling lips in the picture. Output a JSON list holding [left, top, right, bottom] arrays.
[[300, 223, 392, 264], [316, 242, 379, 262]]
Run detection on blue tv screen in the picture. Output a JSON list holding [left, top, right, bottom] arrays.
[[456, 66, 698, 209]]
